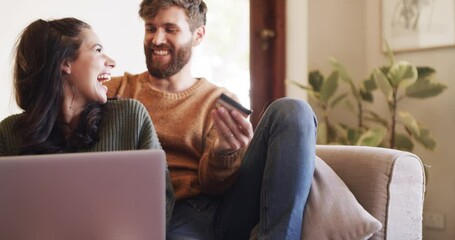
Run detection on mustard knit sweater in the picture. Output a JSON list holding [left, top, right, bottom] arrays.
[[106, 72, 243, 200]]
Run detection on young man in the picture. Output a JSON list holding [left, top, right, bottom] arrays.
[[106, 0, 317, 239]]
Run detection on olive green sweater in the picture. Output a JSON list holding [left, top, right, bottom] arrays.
[[0, 99, 174, 226]]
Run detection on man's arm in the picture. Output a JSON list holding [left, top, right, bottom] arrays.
[[198, 99, 253, 195], [198, 128, 244, 195]]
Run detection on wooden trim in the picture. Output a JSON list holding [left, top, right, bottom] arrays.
[[250, 0, 286, 128]]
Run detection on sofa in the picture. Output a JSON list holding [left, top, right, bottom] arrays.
[[300, 145, 425, 240]]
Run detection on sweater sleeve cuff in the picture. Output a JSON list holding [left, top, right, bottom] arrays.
[[209, 149, 242, 169]]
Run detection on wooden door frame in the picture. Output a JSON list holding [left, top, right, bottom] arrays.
[[250, 0, 286, 128]]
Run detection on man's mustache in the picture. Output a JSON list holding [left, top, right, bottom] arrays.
[[150, 43, 172, 51]]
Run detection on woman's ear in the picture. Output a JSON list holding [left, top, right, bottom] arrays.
[[192, 25, 205, 46], [61, 60, 71, 75]]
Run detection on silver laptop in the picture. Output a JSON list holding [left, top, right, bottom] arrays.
[[0, 150, 166, 240]]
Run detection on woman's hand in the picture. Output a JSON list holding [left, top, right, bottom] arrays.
[[211, 106, 253, 155]]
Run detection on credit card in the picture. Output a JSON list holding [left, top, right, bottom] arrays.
[[216, 93, 253, 117]]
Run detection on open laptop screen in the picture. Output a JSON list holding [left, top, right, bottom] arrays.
[[0, 150, 166, 240]]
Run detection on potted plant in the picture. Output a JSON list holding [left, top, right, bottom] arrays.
[[289, 47, 447, 152]]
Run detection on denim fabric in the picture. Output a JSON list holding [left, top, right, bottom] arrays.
[[167, 195, 220, 240], [167, 98, 317, 240], [215, 98, 317, 240]]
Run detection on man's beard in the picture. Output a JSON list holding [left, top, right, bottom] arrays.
[[144, 40, 192, 79]]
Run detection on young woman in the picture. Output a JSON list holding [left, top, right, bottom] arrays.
[[0, 17, 174, 225]]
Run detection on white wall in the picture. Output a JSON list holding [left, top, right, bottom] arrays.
[[308, 0, 455, 239], [306, 0, 368, 123], [366, 1, 455, 239], [0, 0, 251, 116], [308, 0, 367, 80], [0, 0, 145, 118], [286, 0, 308, 99]]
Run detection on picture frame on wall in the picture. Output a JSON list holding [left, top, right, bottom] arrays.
[[382, 0, 455, 52]]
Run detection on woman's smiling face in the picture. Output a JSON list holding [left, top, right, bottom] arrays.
[[63, 28, 116, 107]]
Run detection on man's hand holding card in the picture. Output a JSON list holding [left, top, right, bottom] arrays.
[[211, 93, 254, 155]]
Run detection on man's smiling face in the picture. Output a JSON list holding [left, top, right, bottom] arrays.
[[143, 6, 194, 79]]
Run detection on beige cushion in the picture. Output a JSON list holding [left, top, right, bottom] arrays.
[[302, 157, 382, 240], [316, 145, 425, 239]]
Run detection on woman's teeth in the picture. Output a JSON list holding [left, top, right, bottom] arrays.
[[97, 73, 111, 81]]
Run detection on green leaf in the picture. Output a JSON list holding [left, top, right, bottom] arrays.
[[383, 39, 395, 66], [320, 71, 339, 102], [360, 76, 376, 102], [360, 89, 373, 102], [414, 127, 436, 150], [416, 66, 436, 79], [405, 77, 447, 99], [329, 93, 348, 108], [346, 127, 362, 145], [398, 111, 420, 136], [286, 79, 314, 92], [329, 58, 351, 83], [363, 75, 378, 92], [395, 133, 414, 151], [308, 70, 324, 92], [387, 61, 418, 87], [317, 121, 328, 144], [379, 66, 391, 75], [356, 127, 387, 147], [364, 110, 389, 127], [373, 68, 393, 101], [330, 58, 361, 102]]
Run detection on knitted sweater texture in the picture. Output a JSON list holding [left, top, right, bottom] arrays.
[[106, 72, 243, 200], [0, 99, 160, 154], [0, 99, 174, 225]]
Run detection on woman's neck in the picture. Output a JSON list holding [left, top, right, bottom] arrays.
[[61, 101, 84, 132]]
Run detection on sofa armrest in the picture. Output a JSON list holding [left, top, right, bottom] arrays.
[[316, 145, 425, 240]]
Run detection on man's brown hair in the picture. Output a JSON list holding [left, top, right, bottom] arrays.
[[139, 0, 207, 32]]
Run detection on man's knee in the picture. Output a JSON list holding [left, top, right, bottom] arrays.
[[267, 98, 317, 127]]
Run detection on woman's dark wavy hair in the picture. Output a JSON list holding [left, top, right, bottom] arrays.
[[14, 18, 104, 154], [139, 0, 207, 32]]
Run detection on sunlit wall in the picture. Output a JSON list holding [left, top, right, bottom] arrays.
[[0, 0, 250, 119]]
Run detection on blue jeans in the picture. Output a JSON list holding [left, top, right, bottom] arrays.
[[167, 195, 220, 240], [167, 98, 317, 240]]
